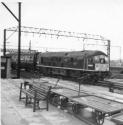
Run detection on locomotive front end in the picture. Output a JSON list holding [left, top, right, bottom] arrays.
[[87, 52, 110, 82], [94, 55, 109, 71]]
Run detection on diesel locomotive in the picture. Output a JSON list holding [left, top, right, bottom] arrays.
[[36, 50, 110, 84]]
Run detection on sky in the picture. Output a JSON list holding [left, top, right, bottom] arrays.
[[0, 0, 123, 60]]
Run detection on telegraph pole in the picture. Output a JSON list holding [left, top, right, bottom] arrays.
[[17, 2, 21, 78]]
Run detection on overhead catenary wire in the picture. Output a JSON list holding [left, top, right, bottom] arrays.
[[5, 26, 108, 41]]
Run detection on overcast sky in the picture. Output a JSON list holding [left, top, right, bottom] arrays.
[[0, 0, 123, 59]]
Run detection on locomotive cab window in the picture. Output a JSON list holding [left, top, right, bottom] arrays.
[[94, 56, 100, 63], [88, 58, 93, 64], [99, 55, 105, 64], [105, 56, 108, 63], [100, 58, 105, 64]]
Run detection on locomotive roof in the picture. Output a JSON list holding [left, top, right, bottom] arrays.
[[40, 52, 67, 57], [40, 50, 107, 58], [67, 50, 107, 57]]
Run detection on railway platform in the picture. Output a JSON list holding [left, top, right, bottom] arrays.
[[1, 79, 87, 125], [1, 78, 122, 125]]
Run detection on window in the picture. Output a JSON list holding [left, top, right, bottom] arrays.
[[105, 57, 108, 63], [100, 58, 105, 63], [94, 56, 100, 63], [88, 58, 93, 64]]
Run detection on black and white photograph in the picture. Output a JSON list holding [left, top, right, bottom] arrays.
[[1, 0, 123, 125]]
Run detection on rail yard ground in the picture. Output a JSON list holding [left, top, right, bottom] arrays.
[[1, 75, 123, 125]]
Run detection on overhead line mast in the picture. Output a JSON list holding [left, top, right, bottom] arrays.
[[2, 2, 21, 78]]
